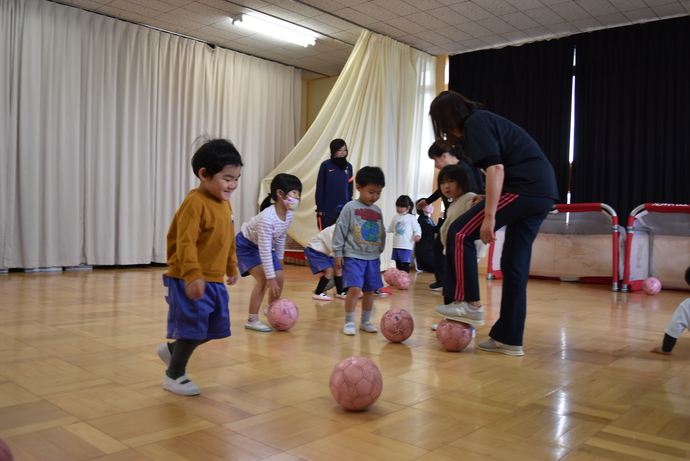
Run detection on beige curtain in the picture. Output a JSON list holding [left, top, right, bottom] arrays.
[[261, 30, 436, 267], [0, 0, 300, 269]]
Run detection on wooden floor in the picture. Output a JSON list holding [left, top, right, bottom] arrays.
[[1, 265, 689, 461]]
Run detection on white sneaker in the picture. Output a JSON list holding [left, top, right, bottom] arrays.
[[343, 322, 356, 335], [312, 293, 332, 301], [477, 339, 524, 356], [435, 301, 484, 326], [360, 321, 378, 333], [157, 343, 172, 367], [245, 320, 272, 332], [335, 292, 347, 300], [163, 374, 201, 396]]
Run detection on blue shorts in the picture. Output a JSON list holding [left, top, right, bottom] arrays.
[[304, 247, 334, 274], [163, 274, 230, 340], [391, 248, 412, 263], [235, 232, 282, 277], [342, 257, 383, 292]]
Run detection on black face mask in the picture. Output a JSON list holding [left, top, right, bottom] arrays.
[[331, 155, 348, 169]]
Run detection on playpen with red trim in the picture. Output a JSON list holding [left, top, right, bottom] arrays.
[[622, 203, 690, 292], [487, 203, 623, 291]]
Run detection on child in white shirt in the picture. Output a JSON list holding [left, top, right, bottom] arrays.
[[387, 195, 422, 273]]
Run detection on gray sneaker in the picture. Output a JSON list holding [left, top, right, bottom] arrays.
[[477, 339, 524, 356], [435, 301, 484, 325]]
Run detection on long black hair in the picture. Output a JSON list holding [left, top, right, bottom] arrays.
[[429, 91, 485, 147], [260, 173, 303, 211]]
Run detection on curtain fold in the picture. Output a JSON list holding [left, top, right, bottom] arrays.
[[260, 30, 436, 262], [572, 17, 690, 217], [0, 0, 300, 269], [448, 38, 575, 204], [0, 0, 23, 268]]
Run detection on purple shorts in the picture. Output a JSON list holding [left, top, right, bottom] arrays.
[[342, 257, 383, 292], [304, 247, 334, 274], [235, 232, 282, 277], [163, 274, 230, 340], [391, 248, 412, 263]]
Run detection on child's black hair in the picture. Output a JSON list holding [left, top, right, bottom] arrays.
[[329, 204, 344, 226], [355, 166, 385, 188], [260, 173, 303, 211], [396, 195, 415, 214], [685, 266, 690, 286], [191, 138, 243, 178], [416, 198, 428, 217], [428, 142, 473, 166], [437, 164, 470, 196]]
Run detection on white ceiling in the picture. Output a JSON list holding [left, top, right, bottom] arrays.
[[62, 0, 690, 77]]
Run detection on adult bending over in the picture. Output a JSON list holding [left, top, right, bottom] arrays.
[[429, 91, 559, 356]]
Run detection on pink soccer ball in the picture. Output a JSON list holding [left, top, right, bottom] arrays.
[[436, 318, 473, 352], [0, 438, 13, 461], [642, 277, 662, 295], [329, 356, 383, 411], [383, 267, 400, 285], [265, 298, 299, 330], [380, 308, 414, 342], [394, 271, 410, 290]]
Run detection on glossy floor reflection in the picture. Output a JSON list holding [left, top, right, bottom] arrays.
[[0, 266, 689, 460]]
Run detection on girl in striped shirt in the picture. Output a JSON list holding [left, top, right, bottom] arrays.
[[235, 173, 302, 331]]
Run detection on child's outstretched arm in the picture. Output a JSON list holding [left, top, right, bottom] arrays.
[[651, 334, 676, 355]]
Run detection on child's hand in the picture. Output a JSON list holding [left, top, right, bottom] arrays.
[[471, 195, 485, 207], [414, 236, 421, 242], [650, 346, 672, 355], [186, 279, 205, 300], [226, 275, 239, 286], [417, 199, 428, 210], [335, 257, 344, 270], [266, 278, 281, 298]]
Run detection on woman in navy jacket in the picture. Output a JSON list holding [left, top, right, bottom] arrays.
[[315, 139, 353, 230]]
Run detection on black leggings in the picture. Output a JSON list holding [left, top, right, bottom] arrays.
[[167, 339, 209, 379]]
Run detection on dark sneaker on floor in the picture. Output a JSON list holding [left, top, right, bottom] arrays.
[[429, 282, 443, 291]]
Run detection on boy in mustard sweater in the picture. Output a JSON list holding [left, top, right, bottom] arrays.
[[157, 139, 242, 396]]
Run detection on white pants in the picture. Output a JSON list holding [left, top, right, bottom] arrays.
[[664, 298, 690, 339]]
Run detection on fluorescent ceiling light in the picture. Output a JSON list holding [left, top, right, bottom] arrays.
[[232, 13, 317, 47]]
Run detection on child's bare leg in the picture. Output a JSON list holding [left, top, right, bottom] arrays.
[[268, 270, 284, 304], [359, 290, 378, 332], [361, 290, 375, 312], [345, 287, 361, 312], [247, 266, 268, 315]]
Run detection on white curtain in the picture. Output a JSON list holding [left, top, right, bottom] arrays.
[[0, 0, 300, 269], [261, 30, 436, 267]]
